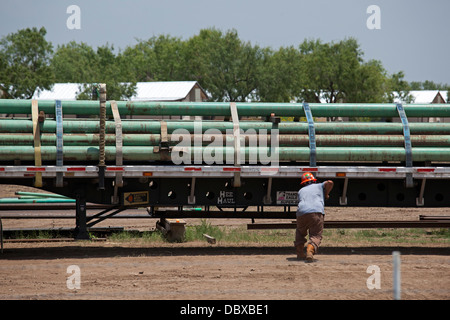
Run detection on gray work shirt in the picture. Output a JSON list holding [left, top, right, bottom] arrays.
[[296, 182, 325, 217]]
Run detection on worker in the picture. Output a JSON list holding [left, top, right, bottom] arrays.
[[294, 172, 334, 262]]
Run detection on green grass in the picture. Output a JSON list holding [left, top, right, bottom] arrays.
[[12, 220, 446, 245], [323, 228, 450, 245], [185, 219, 224, 242], [108, 221, 449, 246], [109, 230, 166, 242], [10, 230, 55, 239]]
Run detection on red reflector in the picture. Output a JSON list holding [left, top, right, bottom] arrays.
[[378, 168, 396, 172], [0, 168, 4, 171], [67, 167, 86, 171], [27, 167, 45, 172], [301, 168, 318, 172], [223, 167, 241, 172], [106, 167, 124, 171], [417, 168, 435, 172], [184, 167, 202, 171]]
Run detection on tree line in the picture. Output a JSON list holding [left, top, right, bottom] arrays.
[[1, 26, 449, 102]]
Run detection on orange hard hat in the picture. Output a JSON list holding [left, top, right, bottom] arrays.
[[301, 172, 317, 185]]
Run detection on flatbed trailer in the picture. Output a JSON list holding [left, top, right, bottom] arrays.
[[0, 88, 449, 239]]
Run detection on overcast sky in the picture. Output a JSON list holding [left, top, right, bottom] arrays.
[[1, 0, 449, 84]]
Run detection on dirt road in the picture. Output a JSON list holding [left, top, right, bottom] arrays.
[[1, 240, 449, 300], [0, 185, 449, 301]]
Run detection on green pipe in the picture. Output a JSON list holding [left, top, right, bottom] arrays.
[[18, 195, 57, 199], [15, 191, 70, 199], [275, 135, 450, 147], [2, 119, 450, 135], [1, 133, 450, 147], [0, 146, 448, 162], [0, 198, 75, 203], [0, 99, 449, 117], [0, 133, 161, 146]]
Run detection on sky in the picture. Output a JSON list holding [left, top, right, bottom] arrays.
[[1, 0, 449, 84]]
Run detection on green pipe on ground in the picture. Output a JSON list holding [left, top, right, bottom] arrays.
[[0, 198, 75, 203], [0, 146, 449, 162], [0, 99, 449, 117], [2, 119, 450, 135], [15, 191, 70, 199], [1, 133, 450, 147]]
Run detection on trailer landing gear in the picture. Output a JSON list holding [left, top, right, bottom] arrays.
[[74, 192, 90, 240], [156, 218, 186, 242]]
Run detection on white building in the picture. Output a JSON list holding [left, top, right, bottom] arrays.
[[394, 90, 447, 104], [32, 81, 208, 102], [30, 81, 209, 120]]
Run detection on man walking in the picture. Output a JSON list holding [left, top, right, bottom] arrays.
[[294, 172, 334, 262]]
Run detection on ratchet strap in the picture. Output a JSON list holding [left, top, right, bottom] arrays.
[[153, 120, 171, 161], [230, 102, 241, 187], [110, 101, 123, 170], [110, 101, 123, 204], [31, 99, 42, 187]]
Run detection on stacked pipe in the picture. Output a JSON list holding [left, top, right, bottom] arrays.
[[0, 191, 75, 203], [0, 99, 449, 164]]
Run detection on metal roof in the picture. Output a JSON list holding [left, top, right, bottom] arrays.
[[409, 90, 447, 103], [132, 81, 202, 101], [32, 83, 82, 100], [394, 90, 448, 104], [32, 81, 205, 101]]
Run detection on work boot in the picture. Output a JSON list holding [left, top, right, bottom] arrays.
[[296, 245, 306, 260], [306, 244, 315, 262]]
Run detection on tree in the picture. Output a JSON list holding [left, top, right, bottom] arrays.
[[0, 27, 54, 99], [346, 59, 389, 103], [256, 46, 302, 102], [386, 71, 413, 103], [122, 35, 186, 82], [295, 38, 388, 103], [184, 28, 265, 102], [51, 41, 97, 83], [51, 42, 136, 100]]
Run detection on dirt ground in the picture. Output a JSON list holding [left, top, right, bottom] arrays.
[[0, 184, 449, 300]]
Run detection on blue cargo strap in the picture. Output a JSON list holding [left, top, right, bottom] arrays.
[[396, 103, 412, 167], [55, 100, 64, 187], [55, 100, 63, 166], [302, 102, 317, 167], [396, 103, 413, 187]]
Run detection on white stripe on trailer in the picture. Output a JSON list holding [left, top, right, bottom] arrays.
[[0, 166, 450, 178]]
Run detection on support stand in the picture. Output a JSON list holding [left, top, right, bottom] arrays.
[[75, 192, 90, 240], [156, 218, 186, 242], [0, 217, 3, 253]]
